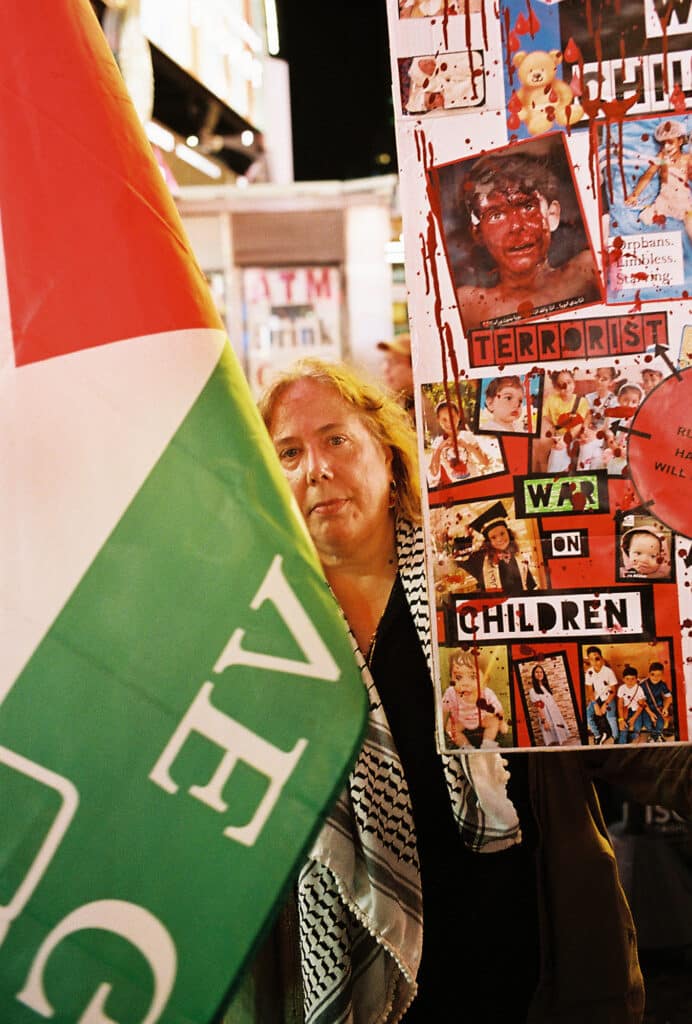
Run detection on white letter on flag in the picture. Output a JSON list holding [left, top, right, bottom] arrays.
[[213, 555, 341, 680], [149, 682, 308, 847], [17, 899, 176, 1024]]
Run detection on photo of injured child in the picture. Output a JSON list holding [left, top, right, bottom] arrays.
[[421, 381, 505, 489], [434, 134, 601, 334], [530, 364, 660, 476], [598, 113, 692, 303], [440, 644, 513, 750], [615, 513, 674, 583]]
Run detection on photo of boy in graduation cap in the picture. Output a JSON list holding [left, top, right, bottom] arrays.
[[452, 498, 543, 594]]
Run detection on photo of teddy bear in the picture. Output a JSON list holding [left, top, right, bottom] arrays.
[[509, 48, 583, 136]]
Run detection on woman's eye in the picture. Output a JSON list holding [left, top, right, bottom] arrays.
[[279, 447, 300, 462], [329, 434, 347, 447]]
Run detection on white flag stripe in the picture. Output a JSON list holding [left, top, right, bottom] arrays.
[[0, 213, 14, 374], [0, 231, 225, 704]]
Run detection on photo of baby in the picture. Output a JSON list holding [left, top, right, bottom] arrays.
[[616, 512, 674, 583], [477, 372, 541, 434], [440, 644, 513, 751], [421, 381, 506, 489], [515, 653, 581, 748]]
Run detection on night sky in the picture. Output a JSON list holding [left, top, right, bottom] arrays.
[[275, 1, 398, 181]]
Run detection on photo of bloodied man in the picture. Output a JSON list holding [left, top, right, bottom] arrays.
[[434, 134, 601, 334], [615, 512, 673, 583], [440, 644, 513, 751], [421, 381, 505, 489], [430, 497, 548, 601]]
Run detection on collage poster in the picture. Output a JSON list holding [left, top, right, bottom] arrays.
[[386, 0, 692, 752]]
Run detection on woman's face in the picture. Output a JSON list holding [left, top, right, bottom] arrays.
[[268, 379, 393, 562], [533, 666, 545, 683]]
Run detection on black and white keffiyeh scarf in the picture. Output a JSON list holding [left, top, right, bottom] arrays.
[[298, 520, 520, 1024]]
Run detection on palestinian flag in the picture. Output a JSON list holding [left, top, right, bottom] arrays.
[[0, 4, 366, 1021]]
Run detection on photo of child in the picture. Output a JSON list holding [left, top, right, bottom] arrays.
[[598, 113, 692, 303], [421, 382, 505, 490], [639, 662, 674, 743], [616, 512, 673, 582], [434, 134, 601, 335], [440, 646, 512, 750], [430, 497, 548, 600], [477, 373, 541, 434], [616, 665, 648, 745], [603, 381, 644, 476], [399, 0, 479, 17], [541, 369, 590, 473], [531, 364, 659, 475], [515, 654, 581, 748], [624, 119, 692, 240], [579, 640, 677, 745]]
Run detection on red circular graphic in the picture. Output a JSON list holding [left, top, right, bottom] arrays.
[[628, 366, 692, 538]]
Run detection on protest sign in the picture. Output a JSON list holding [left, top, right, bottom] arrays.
[[386, 0, 692, 752]]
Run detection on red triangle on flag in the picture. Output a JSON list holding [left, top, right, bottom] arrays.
[[0, 1, 220, 367]]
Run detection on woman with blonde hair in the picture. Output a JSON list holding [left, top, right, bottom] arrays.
[[240, 356, 692, 1024]]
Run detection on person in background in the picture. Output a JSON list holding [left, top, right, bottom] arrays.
[[237, 357, 692, 1024], [377, 334, 415, 417], [377, 333, 441, 438]]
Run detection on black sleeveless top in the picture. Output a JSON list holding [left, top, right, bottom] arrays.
[[369, 575, 540, 1022]]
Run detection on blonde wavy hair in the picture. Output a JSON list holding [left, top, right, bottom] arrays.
[[258, 357, 421, 525]]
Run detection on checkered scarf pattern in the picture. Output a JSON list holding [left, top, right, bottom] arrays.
[[298, 520, 520, 1024]]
